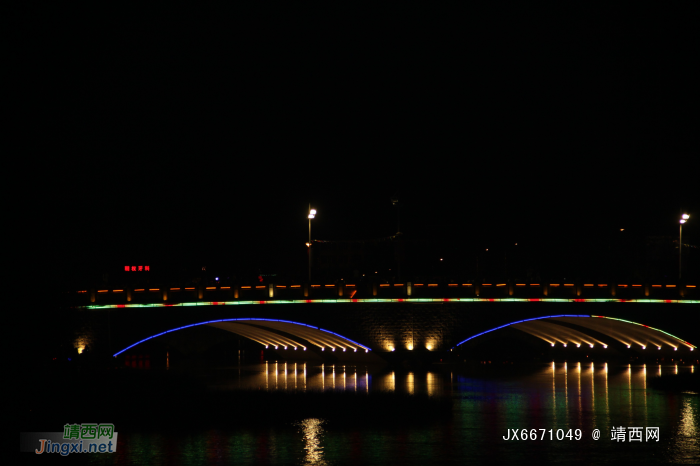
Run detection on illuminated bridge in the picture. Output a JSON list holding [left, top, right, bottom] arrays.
[[66, 282, 700, 365]]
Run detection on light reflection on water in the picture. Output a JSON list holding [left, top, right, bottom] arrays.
[[84, 363, 698, 465]]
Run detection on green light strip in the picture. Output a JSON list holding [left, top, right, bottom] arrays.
[[593, 316, 697, 349], [80, 298, 700, 310]]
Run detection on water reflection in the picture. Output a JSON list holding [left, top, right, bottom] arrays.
[[297, 418, 327, 466], [110, 363, 699, 465]]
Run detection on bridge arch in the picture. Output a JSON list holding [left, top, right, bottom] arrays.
[[113, 318, 373, 357], [451, 314, 697, 354]]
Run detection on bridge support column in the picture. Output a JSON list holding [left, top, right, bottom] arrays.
[[303, 284, 309, 298], [198, 285, 204, 300], [406, 282, 412, 297], [162, 287, 168, 302], [575, 283, 582, 297], [268, 284, 275, 299], [508, 281, 514, 296], [644, 284, 650, 297], [89, 288, 96, 303], [609, 284, 616, 297], [372, 283, 378, 296], [337, 284, 344, 297], [126, 287, 132, 302], [475, 284, 480, 297], [542, 284, 549, 297]]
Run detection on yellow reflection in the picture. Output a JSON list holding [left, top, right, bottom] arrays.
[[590, 363, 595, 424], [643, 364, 647, 425], [565, 362, 568, 415], [427, 372, 436, 397], [604, 363, 609, 425], [407, 372, 414, 395], [577, 362, 582, 417], [628, 364, 632, 419], [266, 361, 269, 390], [299, 418, 327, 466], [677, 398, 698, 448], [552, 362, 556, 423]]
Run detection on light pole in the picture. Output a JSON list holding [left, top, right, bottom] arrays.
[[307, 205, 316, 282], [680, 213, 689, 280], [391, 193, 400, 282]]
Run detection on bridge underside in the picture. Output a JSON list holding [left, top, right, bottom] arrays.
[[115, 318, 386, 363], [455, 315, 696, 358]]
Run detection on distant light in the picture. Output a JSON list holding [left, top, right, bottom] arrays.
[[620, 229, 624, 231], [590, 344, 594, 348], [642, 346, 646, 350], [440, 258, 443, 261], [682, 214, 690, 220], [657, 347, 661, 350], [680, 219, 686, 224], [310, 209, 317, 215], [576, 344, 580, 348], [215, 277, 219, 281], [306, 242, 311, 247]]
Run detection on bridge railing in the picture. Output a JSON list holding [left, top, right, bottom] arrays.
[[70, 281, 698, 306]]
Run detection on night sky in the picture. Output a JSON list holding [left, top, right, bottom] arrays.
[[19, 4, 698, 285]]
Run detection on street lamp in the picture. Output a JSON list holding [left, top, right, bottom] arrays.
[[308, 205, 317, 282], [391, 193, 401, 281], [680, 213, 689, 280]]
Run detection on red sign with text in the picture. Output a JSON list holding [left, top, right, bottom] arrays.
[[125, 266, 150, 271]]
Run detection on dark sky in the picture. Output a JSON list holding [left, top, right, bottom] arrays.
[[18, 4, 698, 280]]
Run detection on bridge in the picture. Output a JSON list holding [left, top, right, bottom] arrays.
[[65, 281, 699, 366], [75, 280, 698, 304]]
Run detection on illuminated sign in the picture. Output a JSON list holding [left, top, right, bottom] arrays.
[[125, 266, 150, 272]]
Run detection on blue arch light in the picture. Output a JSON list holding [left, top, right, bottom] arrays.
[[113, 318, 372, 357], [450, 314, 591, 350]]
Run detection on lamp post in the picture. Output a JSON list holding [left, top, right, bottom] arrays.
[[307, 205, 316, 282], [391, 193, 400, 282], [680, 213, 689, 280]]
